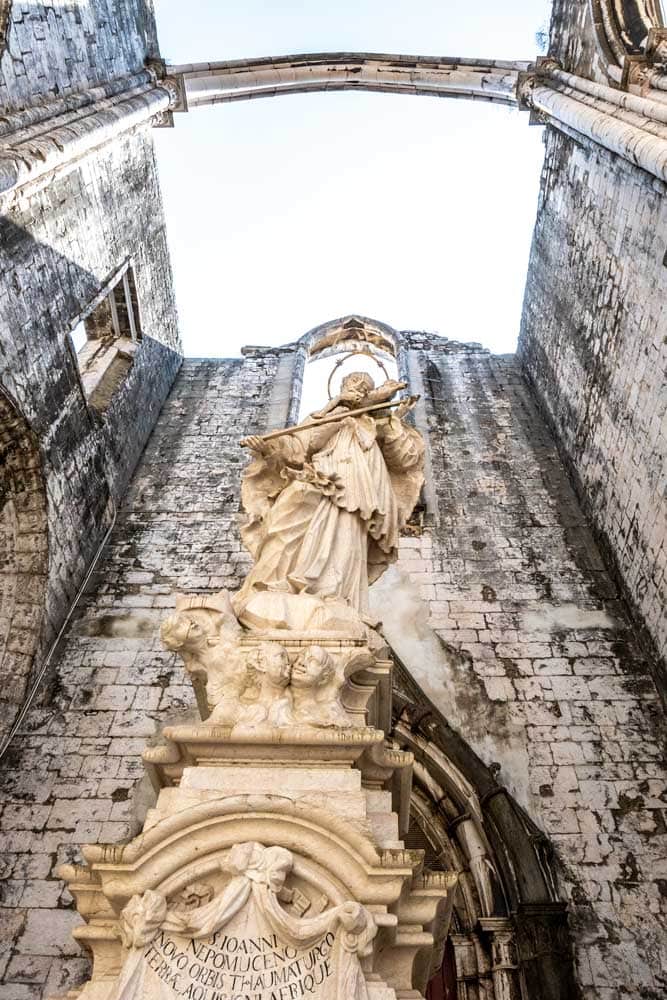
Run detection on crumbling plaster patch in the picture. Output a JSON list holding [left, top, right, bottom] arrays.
[[370, 564, 533, 812]]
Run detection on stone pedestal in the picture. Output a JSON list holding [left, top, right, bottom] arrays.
[[55, 622, 457, 1000]]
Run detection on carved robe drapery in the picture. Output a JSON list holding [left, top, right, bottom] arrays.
[[114, 843, 376, 1000], [234, 406, 424, 628]]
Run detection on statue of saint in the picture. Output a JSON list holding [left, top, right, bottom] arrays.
[[233, 372, 424, 633]]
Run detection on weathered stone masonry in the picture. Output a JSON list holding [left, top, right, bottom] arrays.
[[0, 355, 276, 1000], [520, 0, 667, 688], [379, 339, 667, 1000], [0, 0, 182, 738], [0, 130, 181, 742], [0, 0, 666, 995], [521, 126, 667, 686], [0, 343, 665, 999], [0, 0, 161, 114]]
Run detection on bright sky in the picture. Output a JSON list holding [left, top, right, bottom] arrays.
[[153, 1, 552, 358]]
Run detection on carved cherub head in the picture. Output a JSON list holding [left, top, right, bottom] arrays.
[[160, 612, 208, 653], [255, 643, 291, 688], [291, 645, 335, 689]]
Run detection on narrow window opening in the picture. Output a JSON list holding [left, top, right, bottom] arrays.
[[70, 320, 88, 355], [69, 265, 142, 412]]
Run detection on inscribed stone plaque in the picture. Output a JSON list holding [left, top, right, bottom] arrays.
[[114, 844, 373, 1000], [140, 922, 335, 1000]]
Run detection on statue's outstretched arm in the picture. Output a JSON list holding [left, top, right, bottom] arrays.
[[244, 429, 307, 468]]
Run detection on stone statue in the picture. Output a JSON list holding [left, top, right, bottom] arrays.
[[159, 376, 424, 732], [232, 642, 294, 732], [160, 594, 246, 725], [235, 372, 425, 633], [291, 645, 352, 727]]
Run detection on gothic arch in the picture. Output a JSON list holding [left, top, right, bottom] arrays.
[[255, 315, 407, 431], [391, 653, 578, 1000], [590, 0, 664, 73], [297, 313, 401, 358], [169, 54, 530, 113], [0, 386, 48, 742], [293, 315, 402, 419]]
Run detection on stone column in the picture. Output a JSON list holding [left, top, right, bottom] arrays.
[[450, 932, 481, 999], [478, 918, 520, 1000]]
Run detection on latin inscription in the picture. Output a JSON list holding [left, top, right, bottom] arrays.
[[142, 929, 336, 1000]]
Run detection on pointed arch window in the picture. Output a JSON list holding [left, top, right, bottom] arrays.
[[298, 317, 400, 421]]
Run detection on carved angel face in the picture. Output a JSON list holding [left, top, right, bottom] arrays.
[[257, 643, 291, 687], [291, 645, 335, 688]]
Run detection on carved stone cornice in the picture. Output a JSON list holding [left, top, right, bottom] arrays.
[[522, 59, 667, 184], [0, 76, 172, 200]]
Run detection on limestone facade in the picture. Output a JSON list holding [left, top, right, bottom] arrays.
[[1, 340, 664, 999], [0, 0, 666, 995], [0, 0, 181, 738], [0, 129, 181, 742], [521, 0, 667, 687]]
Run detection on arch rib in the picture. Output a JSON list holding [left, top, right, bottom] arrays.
[[167, 52, 533, 111]]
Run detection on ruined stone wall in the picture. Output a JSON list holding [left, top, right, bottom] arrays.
[[0, 127, 181, 740], [373, 338, 667, 999], [0, 0, 160, 113], [0, 356, 273, 999], [1, 346, 665, 999], [519, 124, 667, 689], [547, 0, 606, 80]]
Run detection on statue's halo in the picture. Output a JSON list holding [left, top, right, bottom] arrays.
[[327, 348, 389, 399]]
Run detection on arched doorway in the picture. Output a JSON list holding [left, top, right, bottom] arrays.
[[392, 652, 578, 1000]]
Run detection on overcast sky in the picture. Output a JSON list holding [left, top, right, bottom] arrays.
[[153, 1, 552, 358]]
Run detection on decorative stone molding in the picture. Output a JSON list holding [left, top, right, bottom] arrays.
[[589, 0, 667, 91], [0, 388, 48, 744], [591, 0, 664, 68], [57, 642, 455, 998], [0, 72, 174, 201], [628, 25, 667, 91], [391, 663, 579, 998], [478, 918, 521, 1000], [646, 25, 667, 66], [519, 57, 667, 185], [113, 842, 377, 1000]]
